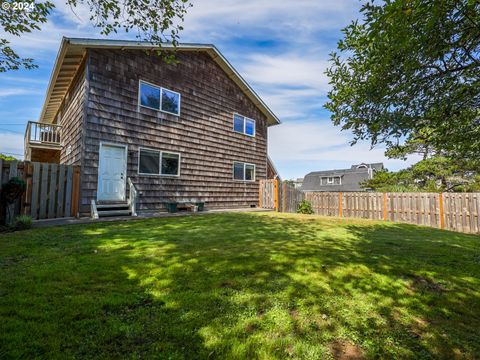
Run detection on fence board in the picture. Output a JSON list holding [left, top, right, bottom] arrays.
[[64, 166, 73, 217], [39, 163, 49, 219], [30, 163, 41, 218], [57, 165, 65, 218], [48, 164, 58, 218]]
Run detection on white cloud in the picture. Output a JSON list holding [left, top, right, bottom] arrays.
[[268, 120, 422, 178], [0, 132, 25, 159], [0, 88, 38, 97], [183, 0, 360, 41], [243, 54, 330, 92]]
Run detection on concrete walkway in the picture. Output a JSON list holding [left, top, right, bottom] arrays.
[[33, 207, 273, 228]]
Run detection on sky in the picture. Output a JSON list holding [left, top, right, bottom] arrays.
[[0, 0, 420, 179]]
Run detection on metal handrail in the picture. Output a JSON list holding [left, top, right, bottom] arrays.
[[128, 178, 138, 216]]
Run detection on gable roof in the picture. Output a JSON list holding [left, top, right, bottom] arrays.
[[39, 37, 281, 126]]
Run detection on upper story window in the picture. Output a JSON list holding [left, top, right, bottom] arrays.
[[139, 80, 181, 116], [233, 162, 255, 181], [322, 176, 341, 185], [138, 148, 181, 176], [233, 114, 255, 137]]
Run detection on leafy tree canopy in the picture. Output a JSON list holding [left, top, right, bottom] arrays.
[[326, 0, 480, 163], [0, 153, 17, 161], [0, 0, 191, 72], [363, 156, 480, 192]]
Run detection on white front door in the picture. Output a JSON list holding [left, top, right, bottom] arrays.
[[97, 143, 127, 202]]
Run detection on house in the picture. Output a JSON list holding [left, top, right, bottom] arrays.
[[293, 178, 303, 189], [301, 163, 384, 192], [24, 37, 281, 216]]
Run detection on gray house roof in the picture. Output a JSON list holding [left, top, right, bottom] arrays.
[[301, 163, 384, 192]]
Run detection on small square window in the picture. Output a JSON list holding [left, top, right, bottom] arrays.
[[161, 88, 180, 115], [139, 149, 160, 175], [161, 152, 180, 176], [233, 162, 245, 180], [327, 177, 334, 184], [139, 82, 161, 110], [245, 119, 255, 136]]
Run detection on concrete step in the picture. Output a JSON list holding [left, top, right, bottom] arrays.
[[97, 209, 132, 217], [97, 203, 129, 209]]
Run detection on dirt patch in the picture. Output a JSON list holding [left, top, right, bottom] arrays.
[[219, 281, 236, 288], [407, 274, 447, 294], [245, 322, 258, 333], [289, 309, 300, 320], [329, 340, 365, 360]]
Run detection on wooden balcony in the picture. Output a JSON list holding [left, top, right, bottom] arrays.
[[24, 121, 62, 163]]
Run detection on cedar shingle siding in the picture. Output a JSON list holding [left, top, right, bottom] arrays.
[[71, 49, 268, 212]]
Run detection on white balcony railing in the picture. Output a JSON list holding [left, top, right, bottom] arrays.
[[25, 121, 62, 147]]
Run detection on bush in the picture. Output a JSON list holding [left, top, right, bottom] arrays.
[[297, 200, 314, 214], [0, 177, 27, 225], [14, 215, 33, 231]]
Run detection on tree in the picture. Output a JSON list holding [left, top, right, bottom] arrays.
[[325, 0, 480, 163], [0, 0, 191, 72], [0, 153, 17, 161], [363, 157, 480, 192]]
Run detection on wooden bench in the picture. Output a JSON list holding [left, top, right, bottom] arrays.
[[166, 201, 205, 213], [177, 202, 198, 212]]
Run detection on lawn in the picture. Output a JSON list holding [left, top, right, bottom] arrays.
[[0, 212, 479, 359]]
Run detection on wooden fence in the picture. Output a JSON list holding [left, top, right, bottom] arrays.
[[259, 180, 480, 234], [0, 160, 80, 221]]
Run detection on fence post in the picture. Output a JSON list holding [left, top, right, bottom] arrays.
[[274, 178, 279, 212], [339, 192, 343, 218], [439, 192, 445, 229], [282, 181, 287, 212]]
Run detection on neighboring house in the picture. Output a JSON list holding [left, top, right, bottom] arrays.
[[301, 163, 384, 192], [24, 37, 281, 215], [293, 178, 303, 189]]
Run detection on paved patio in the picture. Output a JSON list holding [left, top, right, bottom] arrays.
[[33, 207, 272, 227]]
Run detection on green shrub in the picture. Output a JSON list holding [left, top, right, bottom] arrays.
[[14, 215, 33, 231], [297, 200, 314, 214]]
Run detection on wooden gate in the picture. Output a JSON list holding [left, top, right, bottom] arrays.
[[259, 179, 276, 209], [0, 160, 80, 221]]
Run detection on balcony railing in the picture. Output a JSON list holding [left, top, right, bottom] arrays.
[[25, 121, 62, 148]]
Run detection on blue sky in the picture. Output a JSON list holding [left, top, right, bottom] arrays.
[[0, 0, 420, 179]]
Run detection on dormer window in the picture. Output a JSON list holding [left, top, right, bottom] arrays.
[[233, 114, 255, 137], [322, 176, 341, 185]]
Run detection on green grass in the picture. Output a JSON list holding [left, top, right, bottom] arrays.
[[1, 213, 479, 359]]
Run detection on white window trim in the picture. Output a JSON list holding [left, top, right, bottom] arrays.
[[324, 176, 342, 185], [138, 80, 181, 116], [232, 161, 256, 182], [233, 113, 256, 137], [138, 147, 181, 177]]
